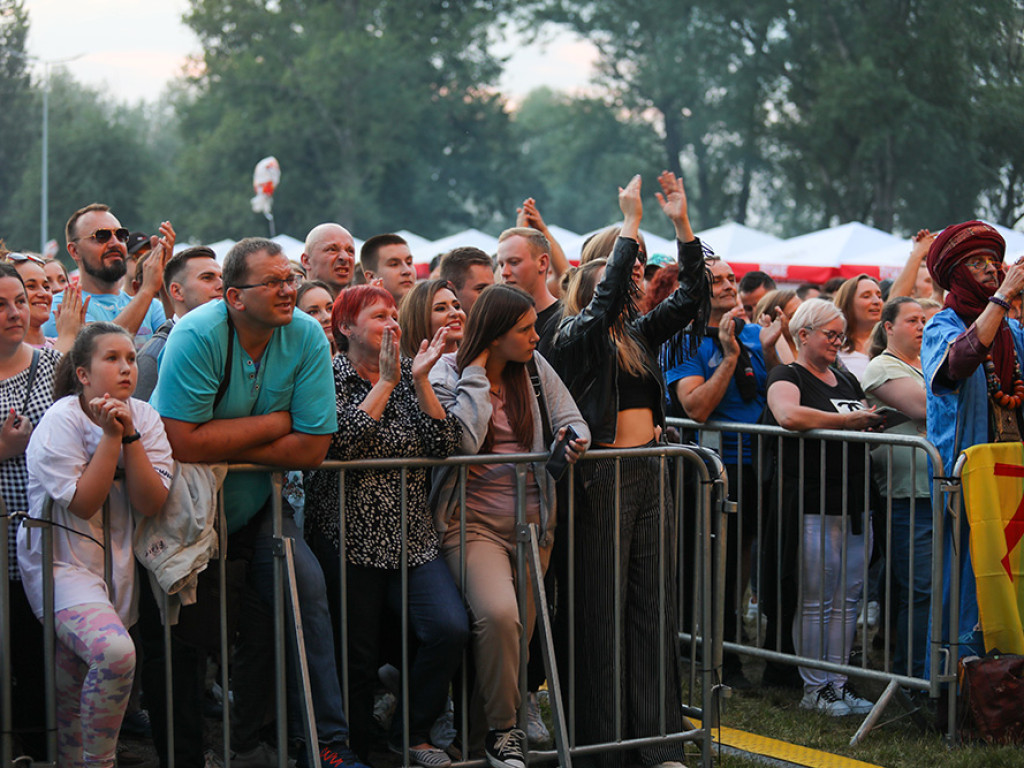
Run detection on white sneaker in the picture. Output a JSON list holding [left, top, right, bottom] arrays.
[[857, 600, 881, 627], [799, 682, 851, 716], [526, 692, 553, 748], [743, 595, 760, 624], [839, 682, 874, 715]]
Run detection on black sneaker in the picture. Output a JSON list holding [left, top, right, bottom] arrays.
[[485, 727, 526, 768]]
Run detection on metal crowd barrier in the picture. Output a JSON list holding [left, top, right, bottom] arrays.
[[1, 443, 727, 768], [667, 417, 960, 743]]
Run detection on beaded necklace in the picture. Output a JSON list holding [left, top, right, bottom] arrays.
[[984, 353, 1024, 409]]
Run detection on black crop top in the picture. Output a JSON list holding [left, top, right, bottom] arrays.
[[617, 364, 661, 411]]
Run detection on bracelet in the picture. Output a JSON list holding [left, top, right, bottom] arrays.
[[989, 293, 1012, 312], [122, 431, 141, 445]]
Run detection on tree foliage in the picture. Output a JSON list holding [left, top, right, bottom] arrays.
[[170, 0, 526, 241]]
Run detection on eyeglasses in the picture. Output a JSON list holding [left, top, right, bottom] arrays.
[[3, 252, 45, 265], [74, 227, 130, 245], [815, 328, 847, 345], [964, 257, 1000, 272], [233, 274, 300, 292]]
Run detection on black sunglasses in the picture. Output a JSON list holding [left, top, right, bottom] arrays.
[[75, 227, 130, 245]]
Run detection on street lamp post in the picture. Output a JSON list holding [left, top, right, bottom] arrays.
[[8, 50, 83, 253]]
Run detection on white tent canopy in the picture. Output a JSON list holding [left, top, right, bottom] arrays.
[[728, 222, 905, 284], [696, 222, 783, 258], [411, 228, 499, 264]]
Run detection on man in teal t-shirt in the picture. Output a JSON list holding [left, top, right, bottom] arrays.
[[151, 238, 365, 768]]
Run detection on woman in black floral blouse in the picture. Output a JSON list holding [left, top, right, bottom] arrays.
[[305, 284, 468, 768]]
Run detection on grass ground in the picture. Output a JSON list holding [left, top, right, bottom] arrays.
[[671, 623, 1022, 768]]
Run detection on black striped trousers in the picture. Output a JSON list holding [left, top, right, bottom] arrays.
[[572, 453, 686, 768]]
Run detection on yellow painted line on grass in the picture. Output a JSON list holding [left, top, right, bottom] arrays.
[[690, 718, 884, 768]]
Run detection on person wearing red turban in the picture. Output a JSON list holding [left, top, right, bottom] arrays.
[[922, 219, 1024, 655]]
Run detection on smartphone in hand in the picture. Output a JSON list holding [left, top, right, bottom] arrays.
[[545, 425, 580, 482]]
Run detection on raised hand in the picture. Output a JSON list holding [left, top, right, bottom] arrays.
[[54, 282, 87, 353], [412, 326, 449, 381], [655, 170, 693, 241], [758, 306, 786, 349], [378, 327, 401, 385], [618, 175, 643, 233], [718, 306, 744, 358]]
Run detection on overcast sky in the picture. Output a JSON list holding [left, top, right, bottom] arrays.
[[23, 0, 598, 104]]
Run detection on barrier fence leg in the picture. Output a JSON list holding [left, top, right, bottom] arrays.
[[1, 515, 11, 768], [276, 536, 321, 768], [519, 523, 572, 768]]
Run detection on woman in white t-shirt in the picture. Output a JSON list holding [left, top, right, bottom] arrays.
[[862, 297, 930, 678], [18, 322, 173, 768]]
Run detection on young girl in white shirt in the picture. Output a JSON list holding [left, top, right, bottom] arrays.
[[18, 322, 173, 768]]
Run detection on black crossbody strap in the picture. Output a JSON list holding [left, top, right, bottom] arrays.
[[527, 356, 553, 446], [20, 348, 41, 413], [213, 313, 235, 411]]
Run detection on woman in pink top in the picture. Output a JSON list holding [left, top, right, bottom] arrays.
[[430, 284, 589, 768]]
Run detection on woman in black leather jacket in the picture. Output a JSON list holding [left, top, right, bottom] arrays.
[[550, 172, 709, 768]]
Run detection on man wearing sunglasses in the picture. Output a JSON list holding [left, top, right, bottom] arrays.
[[43, 203, 172, 339]]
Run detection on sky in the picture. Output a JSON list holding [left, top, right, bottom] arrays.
[[22, 0, 599, 104]]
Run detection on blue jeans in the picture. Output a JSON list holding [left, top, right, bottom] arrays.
[[237, 503, 350, 749], [890, 497, 932, 679]]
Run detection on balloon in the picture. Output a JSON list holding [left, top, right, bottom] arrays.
[[251, 156, 281, 215]]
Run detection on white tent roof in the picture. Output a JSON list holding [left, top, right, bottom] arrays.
[[395, 229, 432, 252], [412, 228, 499, 264], [695, 222, 782, 258], [728, 222, 905, 284], [272, 234, 305, 261]]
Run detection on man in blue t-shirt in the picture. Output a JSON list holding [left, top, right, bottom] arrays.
[[45, 203, 170, 340], [665, 256, 783, 689], [152, 238, 366, 768]]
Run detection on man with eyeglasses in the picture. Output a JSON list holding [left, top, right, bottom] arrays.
[[301, 222, 358, 296], [43, 203, 171, 339], [151, 237, 366, 768], [663, 255, 786, 691]]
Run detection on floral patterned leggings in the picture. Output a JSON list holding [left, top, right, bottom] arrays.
[[53, 602, 136, 768]]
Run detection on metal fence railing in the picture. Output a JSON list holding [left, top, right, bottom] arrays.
[[668, 417, 960, 743], [2, 443, 726, 768]]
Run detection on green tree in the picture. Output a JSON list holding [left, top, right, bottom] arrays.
[[509, 87, 664, 235], [4, 72, 162, 248], [172, 0, 526, 242], [0, 0, 36, 248]]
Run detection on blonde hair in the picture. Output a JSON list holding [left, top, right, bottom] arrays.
[[580, 226, 647, 265], [753, 289, 798, 323], [563, 259, 647, 376], [789, 298, 845, 350]]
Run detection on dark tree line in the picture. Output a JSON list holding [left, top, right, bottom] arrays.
[[3, 0, 1024, 253]]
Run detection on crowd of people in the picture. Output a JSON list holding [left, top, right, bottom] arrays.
[[0, 176, 1016, 768]]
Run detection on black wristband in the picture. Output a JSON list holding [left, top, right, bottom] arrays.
[[122, 431, 141, 444]]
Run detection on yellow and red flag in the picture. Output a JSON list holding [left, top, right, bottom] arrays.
[[961, 442, 1024, 654]]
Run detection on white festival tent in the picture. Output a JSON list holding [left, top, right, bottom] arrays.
[[695, 222, 783, 258], [726, 222, 906, 285], [410, 228, 499, 264]]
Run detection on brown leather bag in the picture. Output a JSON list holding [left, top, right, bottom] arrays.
[[957, 653, 1024, 744]]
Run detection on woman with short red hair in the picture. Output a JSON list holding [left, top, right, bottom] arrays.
[[305, 285, 469, 767]]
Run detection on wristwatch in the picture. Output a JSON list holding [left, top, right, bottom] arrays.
[[122, 431, 142, 444]]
